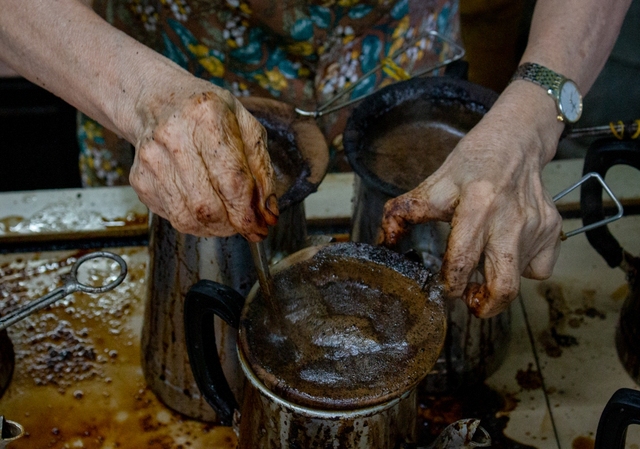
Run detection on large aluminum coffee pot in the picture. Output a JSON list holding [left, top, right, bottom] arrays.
[[142, 97, 329, 421]]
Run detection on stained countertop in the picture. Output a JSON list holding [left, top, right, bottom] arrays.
[[0, 246, 236, 448]]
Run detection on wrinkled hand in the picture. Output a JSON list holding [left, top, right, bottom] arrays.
[[379, 84, 564, 318], [130, 78, 278, 241]]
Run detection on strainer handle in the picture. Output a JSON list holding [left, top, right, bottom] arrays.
[[294, 30, 465, 118], [553, 171, 623, 239], [579, 138, 640, 268]]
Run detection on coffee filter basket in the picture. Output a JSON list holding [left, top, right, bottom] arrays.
[[344, 76, 497, 199]]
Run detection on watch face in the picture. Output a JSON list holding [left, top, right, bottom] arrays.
[[558, 80, 583, 123]]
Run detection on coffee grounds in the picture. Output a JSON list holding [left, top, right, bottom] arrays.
[[360, 98, 485, 193], [239, 244, 447, 410]]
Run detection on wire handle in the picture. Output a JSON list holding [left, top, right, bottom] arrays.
[[0, 251, 127, 331], [294, 30, 466, 118], [553, 172, 623, 238]]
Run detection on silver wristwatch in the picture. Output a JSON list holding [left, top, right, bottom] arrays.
[[511, 62, 583, 124]]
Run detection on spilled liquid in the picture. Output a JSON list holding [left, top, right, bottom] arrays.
[[0, 248, 235, 448], [241, 247, 447, 410]]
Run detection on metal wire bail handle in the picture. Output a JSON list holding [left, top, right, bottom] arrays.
[[0, 251, 128, 331], [294, 29, 466, 119], [553, 172, 624, 238]]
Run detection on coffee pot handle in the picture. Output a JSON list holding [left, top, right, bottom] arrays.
[[580, 138, 640, 268], [594, 388, 640, 448], [184, 279, 245, 426]]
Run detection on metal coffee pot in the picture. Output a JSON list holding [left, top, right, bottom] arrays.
[[183, 242, 490, 448], [141, 97, 329, 422]]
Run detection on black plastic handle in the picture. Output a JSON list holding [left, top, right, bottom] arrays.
[[444, 59, 469, 80], [183, 279, 245, 426], [594, 388, 640, 449], [580, 138, 640, 268]]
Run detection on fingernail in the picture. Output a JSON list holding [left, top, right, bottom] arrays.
[[265, 194, 279, 216], [463, 283, 486, 317]]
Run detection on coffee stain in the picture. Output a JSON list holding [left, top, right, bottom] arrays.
[[0, 216, 24, 233], [538, 282, 572, 328], [611, 283, 629, 301], [0, 208, 148, 236], [538, 282, 577, 357], [515, 364, 542, 391], [572, 435, 595, 449], [582, 289, 597, 307], [536, 282, 607, 359]]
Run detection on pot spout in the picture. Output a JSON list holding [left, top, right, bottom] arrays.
[[428, 419, 491, 449], [0, 417, 24, 449], [403, 419, 491, 449]]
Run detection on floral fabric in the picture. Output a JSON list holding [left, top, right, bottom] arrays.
[[80, 0, 460, 185]]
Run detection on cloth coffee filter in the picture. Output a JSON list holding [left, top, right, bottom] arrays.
[[238, 242, 447, 410], [343, 76, 498, 197], [240, 97, 329, 211]]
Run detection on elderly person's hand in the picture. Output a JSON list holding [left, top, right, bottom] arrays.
[[378, 0, 632, 318], [379, 82, 564, 318], [130, 77, 278, 241], [0, 0, 279, 242]]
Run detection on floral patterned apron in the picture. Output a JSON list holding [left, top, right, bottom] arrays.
[[80, 0, 460, 185]]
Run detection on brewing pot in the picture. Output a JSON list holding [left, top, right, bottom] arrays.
[[142, 96, 329, 421], [184, 242, 454, 448], [580, 137, 640, 384], [342, 76, 510, 392]]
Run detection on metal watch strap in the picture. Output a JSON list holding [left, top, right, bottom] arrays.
[[511, 62, 563, 96]]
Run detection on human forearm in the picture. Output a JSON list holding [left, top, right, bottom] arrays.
[[491, 0, 632, 164], [0, 0, 188, 143], [523, 0, 632, 90]]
